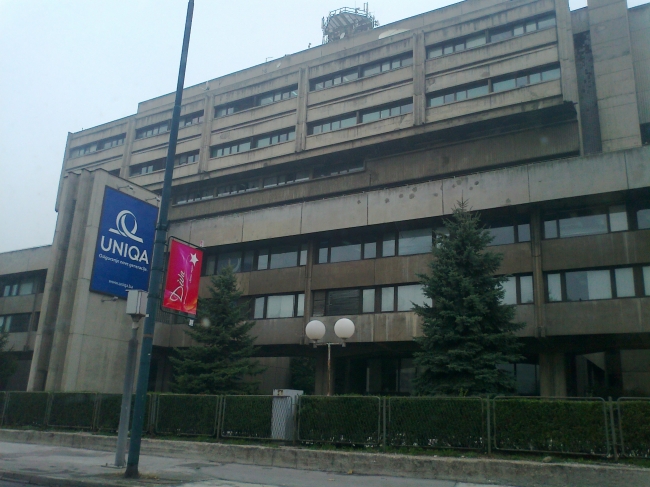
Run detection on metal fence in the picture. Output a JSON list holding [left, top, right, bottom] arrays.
[[617, 397, 650, 458], [298, 396, 381, 445], [387, 396, 485, 450], [2, 391, 650, 458], [493, 397, 611, 456]]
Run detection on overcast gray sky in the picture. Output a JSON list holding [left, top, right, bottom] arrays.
[[0, 0, 647, 253]]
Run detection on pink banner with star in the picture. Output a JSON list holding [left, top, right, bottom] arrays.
[[162, 239, 203, 316]]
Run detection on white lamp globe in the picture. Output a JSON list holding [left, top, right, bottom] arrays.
[[334, 318, 355, 340], [305, 320, 326, 342]]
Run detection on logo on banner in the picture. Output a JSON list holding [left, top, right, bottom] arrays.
[[163, 239, 203, 316], [90, 187, 158, 298]]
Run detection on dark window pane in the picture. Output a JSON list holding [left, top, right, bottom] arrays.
[[428, 46, 443, 58], [544, 220, 558, 239], [381, 287, 395, 312], [520, 275, 534, 303], [267, 295, 295, 318], [487, 226, 515, 246], [397, 284, 429, 311], [559, 214, 608, 238], [363, 242, 377, 259], [330, 243, 362, 263], [8, 314, 30, 333], [382, 233, 396, 257], [362, 289, 376, 313], [537, 16, 556, 29], [217, 251, 242, 273], [493, 78, 516, 92], [300, 245, 308, 266], [443, 45, 453, 55], [638, 209, 650, 229], [518, 223, 531, 242], [242, 251, 255, 272], [516, 364, 538, 395], [269, 246, 298, 269], [327, 289, 360, 315], [566, 270, 612, 301], [398, 228, 431, 255], [491, 29, 513, 42], [467, 84, 489, 98], [318, 245, 329, 264], [257, 250, 269, 270], [429, 95, 444, 107]]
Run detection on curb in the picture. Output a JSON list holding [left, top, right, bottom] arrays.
[[1, 429, 649, 487], [0, 470, 124, 487]]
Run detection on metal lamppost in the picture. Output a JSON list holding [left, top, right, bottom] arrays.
[[305, 319, 355, 396]]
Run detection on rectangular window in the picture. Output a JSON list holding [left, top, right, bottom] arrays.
[[327, 289, 361, 316], [427, 33, 487, 58], [382, 233, 396, 257], [311, 54, 411, 91], [217, 251, 242, 273], [70, 134, 125, 157], [547, 273, 562, 302], [398, 228, 432, 255], [520, 275, 534, 304], [644, 266, 650, 296], [545, 205, 628, 239], [614, 267, 635, 298], [179, 111, 204, 128], [313, 160, 364, 178], [427, 82, 489, 107], [308, 114, 357, 135], [0, 313, 31, 333], [362, 289, 376, 313], [215, 86, 298, 118], [269, 245, 300, 269], [566, 270, 612, 301], [500, 275, 534, 304], [501, 277, 517, 305], [397, 284, 429, 311], [364, 242, 377, 259], [266, 294, 295, 318], [381, 287, 395, 312], [488, 226, 515, 246], [330, 242, 362, 263], [136, 120, 170, 140], [548, 267, 643, 302], [254, 297, 265, 319]]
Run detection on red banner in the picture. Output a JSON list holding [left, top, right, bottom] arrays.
[[162, 239, 203, 316]]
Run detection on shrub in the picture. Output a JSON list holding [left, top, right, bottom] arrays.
[[48, 393, 96, 429], [4, 392, 49, 427], [95, 393, 154, 433], [221, 395, 273, 439], [299, 396, 381, 445], [493, 398, 609, 455], [156, 394, 219, 436], [618, 400, 650, 458], [388, 397, 485, 449]]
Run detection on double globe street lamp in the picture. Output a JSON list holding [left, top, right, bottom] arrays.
[[305, 318, 355, 396]]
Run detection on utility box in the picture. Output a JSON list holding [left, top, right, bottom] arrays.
[[271, 389, 303, 440], [126, 290, 148, 319]]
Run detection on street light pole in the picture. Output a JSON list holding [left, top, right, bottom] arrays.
[[305, 319, 355, 396], [124, 0, 194, 478]]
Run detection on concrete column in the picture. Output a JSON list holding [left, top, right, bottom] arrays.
[[588, 0, 642, 151], [530, 208, 546, 338], [314, 347, 329, 395], [540, 353, 567, 397], [302, 239, 315, 345], [294, 67, 309, 153], [54, 132, 73, 212], [119, 118, 137, 179], [412, 31, 426, 126], [198, 93, 215, 173]]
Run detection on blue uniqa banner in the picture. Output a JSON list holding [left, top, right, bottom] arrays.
[[90, 187, 158, 298]]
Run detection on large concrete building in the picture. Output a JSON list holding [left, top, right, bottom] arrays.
[[1, 0, 649, 397]]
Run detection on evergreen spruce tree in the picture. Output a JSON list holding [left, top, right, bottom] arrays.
[[0, 331, 16, 389], [413, 201, 523, 396], [171, 266, 264, 394]]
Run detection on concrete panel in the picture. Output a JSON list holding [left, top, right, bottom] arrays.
[[301, 193, 368, 234], [442, 164, 530, 214], [541, 230, 650, 271], [368, 181, 443, 225], [374, 254, 430, 286], [528, 151, 628, 202], [544, 298, 650, 336], [311, 260, 376, 291], [0, 246, 51, 275], [242, 204, 302, 242], [625, 145, 650, 189], [167, 221, 192, 243], [497, 242, 533, 275], [514, 305, 535, 337], [190, 213, 244, 247], [0, 295, 38, 315], [251, 317, 304, 346], [247, 267, 306, 295]]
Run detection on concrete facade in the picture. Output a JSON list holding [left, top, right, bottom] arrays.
[[1, 0, 649, 396]]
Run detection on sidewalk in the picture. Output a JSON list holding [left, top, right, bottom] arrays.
[[0, 429, 648, 487], [0, 440, 507, 487]]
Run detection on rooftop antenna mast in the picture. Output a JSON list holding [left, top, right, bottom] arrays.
[[321, 2, 378, 44]]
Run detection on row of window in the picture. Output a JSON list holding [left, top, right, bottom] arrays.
[[215, 86, 298, 118], [129, 150, 199, 177], [427, 65, 561, 107], [308, 100, 413, 136], [1, 274, 45, 298], [172, 160, 364, 206], [311, 53, 413, 92], [427, 14, 557, 59], [210, 128, 296, 158], [204, 244, 308, 276], [253, 293, 305, 319], [135, 111, 204, 140], [70, 134, 125, 158], [544, 205, 638, 239], [547, 266, 650, 302], [0, 313, 32, 333]]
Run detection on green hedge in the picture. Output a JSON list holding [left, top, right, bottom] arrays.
[[48, 393, 96, 429], [95, 393, 154, 433], [299, 396, 381, 445], [493, 398, 609, 455], [618, 400, 650, 458], [156, 394, 219, 436], [388, 397, 485, 450], [3, 392, 49, 428], [221, 395, 273, 439]]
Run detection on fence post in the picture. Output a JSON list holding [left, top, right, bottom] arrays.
[[1, 392, 9, 427], [486, 397, 492, 455], [45, 393, 53, 427], [92, 393, 100, 432], [382, 397, 387, 450], [617, 399, 625, 457], [608, 397, 618, 460]]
